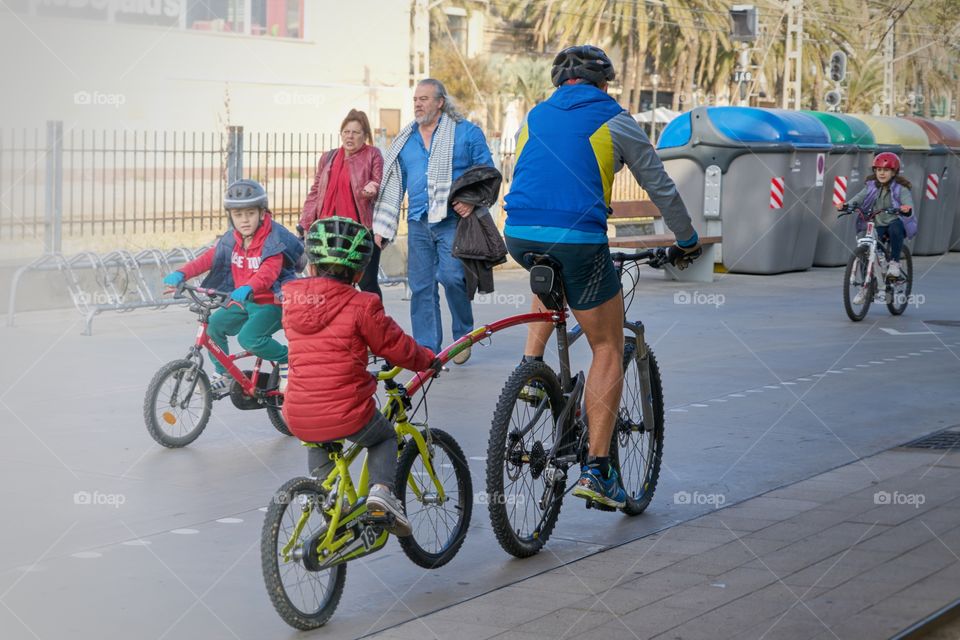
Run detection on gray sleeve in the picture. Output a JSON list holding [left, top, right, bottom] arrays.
[[607, 111, 695, 242], [845, 186, 867, 209], [899, 183, 914, 209]]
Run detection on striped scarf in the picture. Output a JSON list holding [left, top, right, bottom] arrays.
[[372, 114, 456, 241]]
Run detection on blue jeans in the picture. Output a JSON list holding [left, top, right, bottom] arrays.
[[407, 216, 473, 353], [877, 217, 906, 261]]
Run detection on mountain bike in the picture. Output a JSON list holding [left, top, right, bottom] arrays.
[[482, 249, 670, 558], [260, 362, 472, 630], [143, 282, 290, 448], [838, 204, 914, 322]]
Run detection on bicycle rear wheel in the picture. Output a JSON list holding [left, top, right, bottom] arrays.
[[261, 477, 346, 630], [485, 361, 567, 558], [843, 245, 874, 322], [886, 246, 913, 316], [612, 338, 664, 516], [265, 365, 291, 436], [395, 428, 472, 569], [143, 359, 212, 448]]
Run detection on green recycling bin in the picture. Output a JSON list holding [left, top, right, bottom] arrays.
[[657, 106, 831, 274], [803, 112, 877, 266]]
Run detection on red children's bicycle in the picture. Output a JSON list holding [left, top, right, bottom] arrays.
[[143, 282, 290, 448]]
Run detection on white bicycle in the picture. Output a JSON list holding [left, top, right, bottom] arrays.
[[838, 204, 914, 322]]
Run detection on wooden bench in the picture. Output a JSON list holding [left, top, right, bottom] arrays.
[[608, 200, 721, 283]]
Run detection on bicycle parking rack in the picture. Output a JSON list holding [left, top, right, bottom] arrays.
[[6, 246, 208, 335]]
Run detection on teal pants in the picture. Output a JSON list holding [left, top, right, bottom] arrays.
[[207, 301, 287, 374]]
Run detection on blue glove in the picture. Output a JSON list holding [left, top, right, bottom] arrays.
[[163, 271, 185, 286], [230, 285, 253, 302]]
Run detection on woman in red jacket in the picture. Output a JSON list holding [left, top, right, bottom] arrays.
[[299, 109, 384, 297], [282, 217, 437, 536]]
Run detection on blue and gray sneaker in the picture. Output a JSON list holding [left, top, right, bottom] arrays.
[[571, 464, 627, 509]]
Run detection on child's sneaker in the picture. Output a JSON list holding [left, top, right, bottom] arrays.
[[887, 261, 901, 279], [571, 464, 627, 509], [209, 374, 231, 397], [366, 484, 412, 537], [278, 363, 289, 394], [852, 288, 868, 305]]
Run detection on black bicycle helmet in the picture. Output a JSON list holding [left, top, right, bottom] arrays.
[[304, 216, 373, 273], [224, 179, 269, 210], [551, 45, 616, 87], [449, 165, 503, 208]]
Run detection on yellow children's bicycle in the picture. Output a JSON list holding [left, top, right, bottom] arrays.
[[260, 361, 472, 630]]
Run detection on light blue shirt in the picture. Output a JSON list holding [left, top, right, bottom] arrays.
[[399, 115, 494, 222]]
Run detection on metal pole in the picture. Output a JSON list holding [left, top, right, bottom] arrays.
[[650, 74, 660, 146], [226, 125, 244, 184], [44, 120, 63, 255], [883, 18, 895, 115]]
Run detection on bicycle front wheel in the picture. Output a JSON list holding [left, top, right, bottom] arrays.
[[395, 428, 472, 569], [612, 338, 665, 516], [886, 246, 913, 316], [843, 245, 873, 322], [261, 477, 346, 630], [265, 365, 291, 436], [485, 361, 567, 558], [143, 359, 212, 448]]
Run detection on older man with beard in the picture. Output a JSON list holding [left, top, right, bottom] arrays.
[[372, 79, 493, 364]]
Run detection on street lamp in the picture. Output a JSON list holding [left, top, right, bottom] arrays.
[[650, 73, 661, 145]]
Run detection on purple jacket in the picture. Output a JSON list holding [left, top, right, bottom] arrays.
[[855, 180, 917, 239]]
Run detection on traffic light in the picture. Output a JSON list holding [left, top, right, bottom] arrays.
[[730, 5, 758, 42], [825, 90, 841, 109], [829, 51, 847, 83]]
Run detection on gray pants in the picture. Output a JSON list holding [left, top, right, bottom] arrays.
[[308, 411, 397, 491]]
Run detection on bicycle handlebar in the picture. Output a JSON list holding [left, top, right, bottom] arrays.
[[611, 248, 669, 269], [837, 204, 901, 220], [171, 281, 231, 309]]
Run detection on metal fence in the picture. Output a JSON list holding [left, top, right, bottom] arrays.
[[0, 122, 647, 249]]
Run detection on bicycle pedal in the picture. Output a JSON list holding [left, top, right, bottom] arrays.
[[361, 511, 394, 526], [585, 500, 618, 512]]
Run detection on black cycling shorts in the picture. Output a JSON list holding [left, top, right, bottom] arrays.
[[505, 236, 621, 311]]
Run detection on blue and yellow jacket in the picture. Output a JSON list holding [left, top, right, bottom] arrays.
[[504, 84, 694, 243]]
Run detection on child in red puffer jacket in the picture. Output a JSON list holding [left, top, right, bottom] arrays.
[[281, 216, 437, 536]]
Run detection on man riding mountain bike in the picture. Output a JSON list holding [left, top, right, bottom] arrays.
[[503, 44, 702, 508]]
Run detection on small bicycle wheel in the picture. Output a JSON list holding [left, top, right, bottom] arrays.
[[261, 477, 346, 630], [611, 338, 665, 516], [886, 246, 913, 316], [395, 428, 472, 569], [265, 365, 291, 436], [143, 359, 212, 448], [843, 245, 874, 322], [485, 361, 567, 558]]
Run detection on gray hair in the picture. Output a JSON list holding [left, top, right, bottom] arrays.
[[418, 78, 465, 122]]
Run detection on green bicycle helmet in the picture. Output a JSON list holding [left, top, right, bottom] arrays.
[[305, 216, 373, 272]]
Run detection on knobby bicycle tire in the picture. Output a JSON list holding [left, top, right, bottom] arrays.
[[261, 476, 346, 630], [612, 339, 665, 516], [143, 359, 212, 448], [485, 361, 568, 558], [395, 428, 472, 569]]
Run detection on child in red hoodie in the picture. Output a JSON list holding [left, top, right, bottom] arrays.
[[163, 180, 303, 394], [281, 216, 436, 536]]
